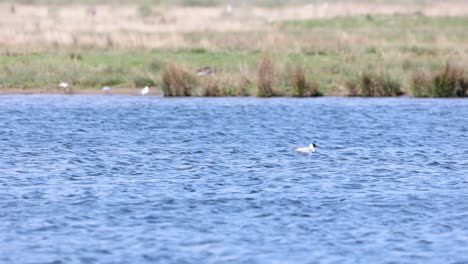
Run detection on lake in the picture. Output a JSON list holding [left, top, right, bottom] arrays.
[[1, 96, 467, 263]]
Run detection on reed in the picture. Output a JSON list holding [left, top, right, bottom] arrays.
[[347, 72, 403, 97], [161, 63, 198, 96], [288, 63, 321, 97], [411, 64, 468, 97], [202, 75, 224, 96], [256, 55, 278, 97], [432, 64, 467, 97], [410, 71, 432, 97]]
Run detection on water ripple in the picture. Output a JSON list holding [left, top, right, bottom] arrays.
[[0, 96, 468, 263]]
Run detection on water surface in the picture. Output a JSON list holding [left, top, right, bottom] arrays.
[[1, 96, 467, 263]]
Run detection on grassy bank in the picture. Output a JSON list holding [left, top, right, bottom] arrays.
[[1, 14, 468, 97]]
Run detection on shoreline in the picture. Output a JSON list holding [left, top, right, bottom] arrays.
[[0, 87, 343, 96], [1, 89, 466, 98], [0, 88, 164, 96]]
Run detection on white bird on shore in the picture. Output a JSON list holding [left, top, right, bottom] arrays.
[[140, 86, 149, 95], [102, 86, 112, 95], [295, 143, 316, 154], [59, 82, 74, 94]]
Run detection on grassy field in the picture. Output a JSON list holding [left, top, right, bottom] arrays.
[[1, 2, 468, 96]]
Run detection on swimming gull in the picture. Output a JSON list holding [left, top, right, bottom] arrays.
[[295, 143, 316, 153]]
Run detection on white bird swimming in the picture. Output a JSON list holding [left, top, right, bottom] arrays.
[[58, 82, 68, 88], [140, 86, 149, 95], [295, 143, 316, 153], [102, 86, 112, 94]]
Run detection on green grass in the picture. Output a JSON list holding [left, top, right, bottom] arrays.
[[281, 15, 468, 30], [0, 50, 257, 89], [0, 46, 464, 95]]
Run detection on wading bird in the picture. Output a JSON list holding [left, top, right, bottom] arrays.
[[140, 86, 149, 95], [102, 86, 112, 95], [59, 82, 74, 94]]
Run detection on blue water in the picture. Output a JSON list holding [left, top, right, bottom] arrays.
[[1, 96, 468, 264]]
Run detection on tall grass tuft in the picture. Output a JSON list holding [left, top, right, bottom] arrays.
[[235, 64, 255, 96], [411, 64, 468, 97], [288, 63, 321, 97], [161, 63, 197, 96], [202, 75, 224, 97], [256, 54, 278, 97], [201, 71, 254, 97], [410, 70, 432, 97], [346, 72, 403, 97], [432, 64, 467, 97]]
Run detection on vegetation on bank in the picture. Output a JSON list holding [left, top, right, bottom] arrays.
[[190, 60, 466, 97], [346, 72, 403, 97], [411, 64, 468, 97], [1, 49, 466, 97], [159, 55, 321, 97], [1, 14, 468, 97], [1, 47, 467, 97]]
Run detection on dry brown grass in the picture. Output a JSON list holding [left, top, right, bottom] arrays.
[[161, 63, 197, 96], [346, 72, 403, 97], [412, 63, 468, 97], [411, 70, 432, 97], [2, 2, 468, 49], [288, 63, 321, 97], [198, 70, 255, 96], [432, 63, 468, 97], [256, 54, 278, 97], [201, 74, 224, 96]]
